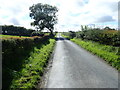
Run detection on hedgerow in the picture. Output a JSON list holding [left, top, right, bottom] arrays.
[[62, 30, 120, 46], [79, 30, 120, 46], [2, 36, 55, 89], [10, 39, 55, 88]]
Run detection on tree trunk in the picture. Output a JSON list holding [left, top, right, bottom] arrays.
[[49, 29, 54, 37]]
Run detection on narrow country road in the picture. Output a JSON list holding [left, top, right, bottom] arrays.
[[46, 33, 118, 88]]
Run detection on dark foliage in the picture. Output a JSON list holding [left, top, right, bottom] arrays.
[[29, 3, 58, 35], [2, 25, 35, 36], [2, 35, 51, 89]]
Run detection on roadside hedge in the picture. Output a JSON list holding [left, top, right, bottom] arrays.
[[76, 30, 120, 46], [62, 30, 120, 46], [2, 36, 50, 70], [10, 39, 55, 88], [2, 36, 51, 89]]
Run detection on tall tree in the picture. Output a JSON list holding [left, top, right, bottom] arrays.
[[29, 3, 58, 35]]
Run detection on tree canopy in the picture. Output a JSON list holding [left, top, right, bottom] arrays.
[[29, 3, 58, 35]]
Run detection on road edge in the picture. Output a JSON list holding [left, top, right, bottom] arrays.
[[36, 39, 57, 88]]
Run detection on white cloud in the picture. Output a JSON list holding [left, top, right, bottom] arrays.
[[0, 0, 119, 31], [10, 18, 20, 25]]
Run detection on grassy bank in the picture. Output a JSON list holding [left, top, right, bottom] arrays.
[[71, 38, 120, 71], [10, 39, 55, 88], [2, 36, 55, 89]]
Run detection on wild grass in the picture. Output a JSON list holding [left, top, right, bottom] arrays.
[[0, 34, 29, 38], [71, 38, 120, 71], [10, 39, 55, 88], [2, 35, 55, 89]]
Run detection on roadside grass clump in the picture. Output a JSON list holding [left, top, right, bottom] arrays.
[[71, 38, 120, 71], [10, 39, 55, 88]]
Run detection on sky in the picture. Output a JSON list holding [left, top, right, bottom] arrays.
[[0, 0, 119, 32]]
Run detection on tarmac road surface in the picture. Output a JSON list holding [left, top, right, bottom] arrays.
[[46, 33, 118, 88]]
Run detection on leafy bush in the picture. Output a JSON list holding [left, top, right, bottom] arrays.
[[62, 31, 76, 39], [31, 31, 44, 37], [10, 39, 55, 88], [77, 30, 120, 46], [62, 29, 120, 46], [2, 35, 52, 89], [61, 34, 70, 40]]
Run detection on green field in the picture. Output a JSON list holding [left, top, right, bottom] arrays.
[[2, 35, 55, 89], [0, 34, 29, 38]]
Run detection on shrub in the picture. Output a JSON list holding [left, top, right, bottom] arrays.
[[10, 39, 55, 89], [2, 35, 51, 89], [62, 29, 120, 46], [78, 30, 120, 46]]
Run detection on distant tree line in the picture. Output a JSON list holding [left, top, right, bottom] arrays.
[[2, 25, 35, 36]]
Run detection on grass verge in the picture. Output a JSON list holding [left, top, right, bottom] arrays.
[[10, 39, 55, 89], [71, 38, 120, 71], [0, 34, 29, 38], [61, 34, 70, 40]]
